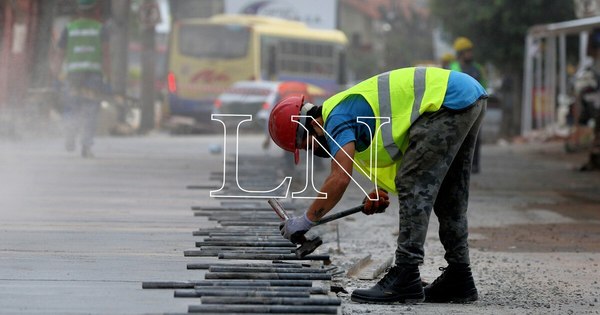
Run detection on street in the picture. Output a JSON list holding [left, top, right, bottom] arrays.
[[0, 134, 599, 314]]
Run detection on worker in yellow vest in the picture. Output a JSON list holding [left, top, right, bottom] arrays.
[[269, 67, 486, 304]]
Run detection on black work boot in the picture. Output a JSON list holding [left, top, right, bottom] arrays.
[[424, 264, 478, 303], [351, 264, 424, 303]]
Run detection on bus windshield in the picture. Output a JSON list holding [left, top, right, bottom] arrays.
[[178, 24, 250, 59]]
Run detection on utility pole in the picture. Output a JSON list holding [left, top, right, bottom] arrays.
[[110, 0, 130, 97], [31, 0, 56, 89], [139, 0, 160, 133]]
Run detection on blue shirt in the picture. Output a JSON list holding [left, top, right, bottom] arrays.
[[324, 70, 487, 156], [444, 71, 487, 110], [323, 95, 375, 158]]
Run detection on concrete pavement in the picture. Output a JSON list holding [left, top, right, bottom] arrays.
[[1, 134, 599, 314]]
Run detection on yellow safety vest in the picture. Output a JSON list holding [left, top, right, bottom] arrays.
[[322, 67, 450, 192]]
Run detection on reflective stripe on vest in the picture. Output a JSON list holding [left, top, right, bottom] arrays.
[[377, 67, 428, 161], [65, 19, 103, 74]]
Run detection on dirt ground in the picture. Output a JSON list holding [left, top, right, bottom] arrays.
[[291, 142, 600, 315]]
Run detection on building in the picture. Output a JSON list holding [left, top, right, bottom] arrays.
[[0, 0, 40, 107]]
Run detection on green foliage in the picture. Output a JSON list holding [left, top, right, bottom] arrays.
[[430, 0, 575, 72]]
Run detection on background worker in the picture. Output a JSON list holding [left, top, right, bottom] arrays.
[[579, 29, 600, 171], [269, 67, 487, 304], [54, 0, 109, 158], [450, 37, 486, 173], [440, 52, 455, 70]]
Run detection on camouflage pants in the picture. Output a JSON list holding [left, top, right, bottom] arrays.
[[395, 99, 486, 265]]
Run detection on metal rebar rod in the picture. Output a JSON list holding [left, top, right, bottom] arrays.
[[199, 296, 341, 306], [184, 249, 293, 257], [194, 211, 274, 217], [198, 241, 289, 247], [193, 228, 276, 236], [204, 236, 284, 242], [188, 305, 338, 314], [210, 212, 279, 220], [196, 246, 293, 252], [213, 217, 281, 222], [204, 272, 331, 281], [179, 313, 333, 315], [204, 209, 276, 214], [174, 289, 310, 298], [220, 221, 280, 227], [207, 232, 282, 237], [186, 185, 220, 190], [142, 281, 200, 289], [219, 253, 330, 261], [205, 236, 283, 241], [196, 241, 294, 247], [192, 206, 281, 211], [208, 266, 330, 274], [183, 251, 292, 257], [187, 262, 303, 270], [272, 261, 312, 267], [190, 286, 310, 292], [196, 246, 294, 251], [194, 280, 313, 287], [188, 285, 328, 295]]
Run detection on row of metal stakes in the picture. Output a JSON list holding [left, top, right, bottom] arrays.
[[142, 155, 343, 314]]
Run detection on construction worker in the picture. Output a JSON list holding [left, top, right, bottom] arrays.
[[450, 37, 486, 173], [269, 67, 486, 304], [579, 29, 600, 171], [54, 0, 109, 158], [440, 52, 455, 70]]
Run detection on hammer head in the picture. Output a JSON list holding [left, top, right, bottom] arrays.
[[295, 236, 323, 258], [266, 199, 324, 258]]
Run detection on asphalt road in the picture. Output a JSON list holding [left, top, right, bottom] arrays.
[[0, 134, 598, 314]]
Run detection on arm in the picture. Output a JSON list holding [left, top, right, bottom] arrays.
[[306, 141, 355, 221], [102, 42, 110, 82], [101, 25, 110, 82], [53, 49, 65, 78]]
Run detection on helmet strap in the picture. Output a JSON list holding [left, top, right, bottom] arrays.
[[295, 102, 315, 148]]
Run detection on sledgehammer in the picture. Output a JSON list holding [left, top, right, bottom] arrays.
[[267, 199, 364, 258]]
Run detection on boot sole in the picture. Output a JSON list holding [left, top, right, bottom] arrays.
[[351, 292, 425, 304]]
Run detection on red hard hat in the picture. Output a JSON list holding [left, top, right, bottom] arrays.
[[268, 95, 305, 164]]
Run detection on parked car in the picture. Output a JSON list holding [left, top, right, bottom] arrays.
[[213, 80, 325, 131]]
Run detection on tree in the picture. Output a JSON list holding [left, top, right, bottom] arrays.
[[430, 0, 575, 136]]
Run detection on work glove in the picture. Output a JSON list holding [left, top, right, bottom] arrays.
[[362, 189, 390, 215], [279, 212, 316, 244]]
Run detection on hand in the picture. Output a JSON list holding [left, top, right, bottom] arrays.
[[279, 212, 315, 243], [362, 189, 390, 215]]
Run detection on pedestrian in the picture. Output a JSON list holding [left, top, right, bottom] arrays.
[[579, 29, 600, 171], [268, 67, 486, 304], [450, 37, 486, 173], [54, 0, 109, 158]]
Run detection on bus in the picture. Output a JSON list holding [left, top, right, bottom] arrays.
[[166, 14, 348, 126]]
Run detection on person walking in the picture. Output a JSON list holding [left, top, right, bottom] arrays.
[[450, 37, 486, 173], [54, 0, 109, 158], [269, 66, 486, 304]]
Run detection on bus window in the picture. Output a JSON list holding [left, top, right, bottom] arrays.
[[267, 45, 277, 79], [337, 51, 347, 85], [179, 24, 250, 59]]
